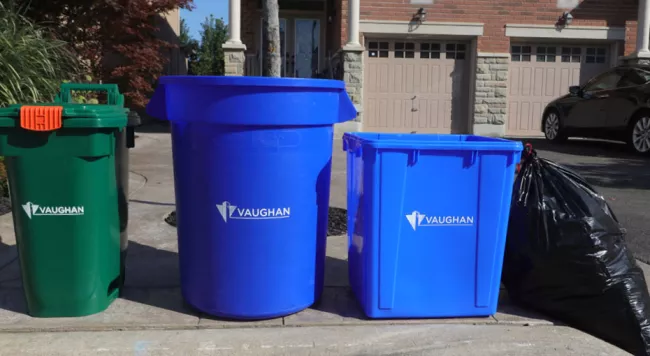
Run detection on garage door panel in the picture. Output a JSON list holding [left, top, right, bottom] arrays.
[[445, 99, 453, 129], [514, 66, 532, 97], [364, 39, 468, 133], [366, 62, 390, 94], [373, 98, 384, 129], [544, 68, 556, 97], [414, 98, 428, 129], [428, 65, 441, 94], [508, 102, 519, 132], [507, 44, 611, 136]]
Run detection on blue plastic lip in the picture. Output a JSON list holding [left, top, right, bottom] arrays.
[[343, 133, 524, 151], [159, 76, 346, 90]]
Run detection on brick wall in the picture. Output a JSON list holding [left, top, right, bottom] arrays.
[[240, 0, 641, 56], [358, 0, 638, 52], [626, 19, 639, 56], [242, 0, 258, 53]]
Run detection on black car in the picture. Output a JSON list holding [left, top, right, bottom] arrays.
[[541, 64, 650, 154]]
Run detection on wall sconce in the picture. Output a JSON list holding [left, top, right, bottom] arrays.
[[557, 11, 573, 28], [555, 11, 573, 30], [414, 8, 427, 23], [563, 11, 573, 25]]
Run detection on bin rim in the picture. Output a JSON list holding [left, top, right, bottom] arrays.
[[0, 103, 128, 117], [343, 132, 524, 152], [158, 75, 346, 90]]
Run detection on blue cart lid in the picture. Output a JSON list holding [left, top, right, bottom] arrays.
[[159, 76, 347, 90], [147, 76, 357, 126]]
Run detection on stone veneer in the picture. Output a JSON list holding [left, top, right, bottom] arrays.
[[473, 55, 509, 137], [222, 43, 246, 76], [337, 46, 364, 137]]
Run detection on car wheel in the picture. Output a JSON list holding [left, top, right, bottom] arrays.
[[629, 115, 650, 155], [543, 110, 566, 142]]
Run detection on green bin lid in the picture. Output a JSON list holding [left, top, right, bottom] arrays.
[[0, 103, 128, 129]]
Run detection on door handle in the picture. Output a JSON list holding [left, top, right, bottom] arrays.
[[594, 93, 610, 99]]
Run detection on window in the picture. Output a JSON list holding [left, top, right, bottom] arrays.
[[583, 71, 622, 92], [420, 43, 441, 59], [618, 69, 650, 87], [511, 45, 532, 62], [368, 41, 389, 58], [561, 47, 581, 63], [536, 46, 557, 62], [586, 48, 607, 64], [634, 68, 650, 83], [445, 43, 466, 60], [395, 42, 415, 58]]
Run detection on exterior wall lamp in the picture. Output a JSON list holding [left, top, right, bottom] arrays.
[[556, 11, 573, 30], [414, 7, 427, 23]]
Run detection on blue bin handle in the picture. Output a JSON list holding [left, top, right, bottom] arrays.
[[338, 90, 358, 123], [146, 84, 167, 120]]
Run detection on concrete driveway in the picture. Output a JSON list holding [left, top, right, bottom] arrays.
[[509, 137, 650, 264], [0, 128, 642, 355]]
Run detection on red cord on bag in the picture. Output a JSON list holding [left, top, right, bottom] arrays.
[[524, 143, 533, 156], [516, 143, 533, 174]]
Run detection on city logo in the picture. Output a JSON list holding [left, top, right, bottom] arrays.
[[405, 211, 474, 231], [216, 201, 291, 223], [21, 202, 85, 219]]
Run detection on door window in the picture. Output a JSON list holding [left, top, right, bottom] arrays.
[[583, 71, 623, 92], [294, 19, 320, 78]]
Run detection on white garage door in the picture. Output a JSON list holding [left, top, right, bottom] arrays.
[[507, 44, 612, 136], [364, 40, 469, 133]]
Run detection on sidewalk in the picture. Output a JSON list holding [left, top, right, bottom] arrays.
[[0, 129, 635, 355]]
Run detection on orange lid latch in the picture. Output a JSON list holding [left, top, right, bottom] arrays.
[[20, 106, 63, 131]]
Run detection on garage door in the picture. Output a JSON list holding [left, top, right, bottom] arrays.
[[507, 44, 612, 136], [364, 40, 469, 133]]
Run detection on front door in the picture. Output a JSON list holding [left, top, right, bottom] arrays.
[[259, 18, 321, 78], [293, 19, 320, 78]]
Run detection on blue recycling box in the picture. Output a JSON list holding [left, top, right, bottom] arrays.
[[146, 76, 357, 319], [343, 133, 522, 319]]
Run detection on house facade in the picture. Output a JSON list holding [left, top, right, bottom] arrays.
[[159, 9, 188, 76], [223, 0, 649, 137]]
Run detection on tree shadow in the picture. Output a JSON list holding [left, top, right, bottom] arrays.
[[0, 238, 18, 287], [510, 138, 650, 190], [513, 137, 636, 159], [0, 237, 24, 314], [134, 120, 171, 134]]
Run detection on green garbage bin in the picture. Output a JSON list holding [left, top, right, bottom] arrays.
[[0, 103, 128, 317], [54, 83, 141, 290]]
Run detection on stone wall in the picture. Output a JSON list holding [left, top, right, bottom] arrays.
[[335, 47, 364, 137], [342, 48, 364, 123], [223, 44, 246, 76], [473, 55, 509, 136]]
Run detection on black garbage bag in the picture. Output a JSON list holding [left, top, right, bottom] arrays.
[[502, 146, 650, 356]]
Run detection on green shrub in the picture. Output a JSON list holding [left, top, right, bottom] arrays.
[[0, 2, 81, 107]]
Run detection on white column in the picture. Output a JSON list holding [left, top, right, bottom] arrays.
[[637, 0, 650, 54], [346, 0, 361, 48], [226, 0, 242, 45]]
